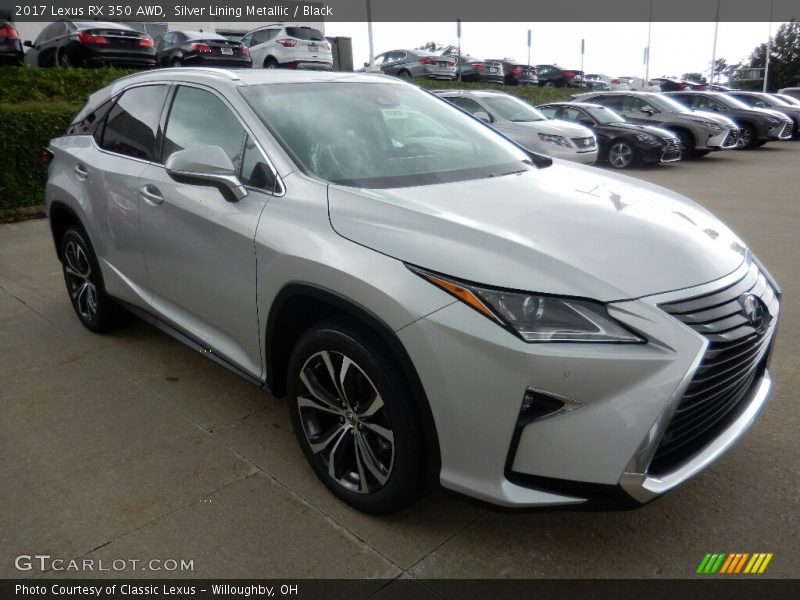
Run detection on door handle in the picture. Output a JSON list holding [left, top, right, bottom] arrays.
[[140, 184, 164, 205], [74, 164, 88, 180]]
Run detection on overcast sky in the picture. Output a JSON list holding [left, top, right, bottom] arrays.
[[324, 21, 783, 80]]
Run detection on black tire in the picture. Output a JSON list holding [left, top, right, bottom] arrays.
[[287, 317, 427, 514], [60, 227, 129, 333], [607, 139, 637, 169], [674, 129, 694, 158], [693, 149, 711, 157], [57, 47, 73, 68], [737, 124, 756, 149], [752, 140, 767, 148], [397, 69, 412, 79], [170, 57, 182, 67], [264, 57, 279, 69]]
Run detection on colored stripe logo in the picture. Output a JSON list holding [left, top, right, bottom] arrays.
[[696, 553, 773, 574]]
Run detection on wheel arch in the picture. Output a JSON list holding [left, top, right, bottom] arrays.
[[265, 283, 441, 484], [48, 200, 85, 262]]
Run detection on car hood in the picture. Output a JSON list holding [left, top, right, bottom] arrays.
[[687, 110, 737, 128], [596, 122, 677, 138], [327, 162, 747, 301], [753, 107, 793, 122], [514, 119, 594, 137]]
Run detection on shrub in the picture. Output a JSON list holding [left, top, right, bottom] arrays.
[[0, 65, 136, 104], [0, 101, 79, 211]]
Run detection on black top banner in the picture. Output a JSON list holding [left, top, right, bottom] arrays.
[[1, 0, 799, 23]]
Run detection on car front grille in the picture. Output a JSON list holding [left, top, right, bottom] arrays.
[[650, 262, 779, 475], [571, 137, 596, 151]]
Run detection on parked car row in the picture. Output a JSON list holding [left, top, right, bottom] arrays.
[[20, 20, 334, 71], [432, 87, 797, 170]]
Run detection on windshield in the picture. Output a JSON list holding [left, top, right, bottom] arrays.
[[583, 105, 626, 124], [241, 83, 530, 188], [714, 94, 750, 110], [648, 94, 692, 113], [480, 95, 546, 122]]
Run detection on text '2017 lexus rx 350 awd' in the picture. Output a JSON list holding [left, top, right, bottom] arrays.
[[45, 69, 780, 514]]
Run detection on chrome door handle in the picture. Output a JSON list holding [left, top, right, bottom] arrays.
[[74, 164, 88, 180], [140, 185, 164, 205]]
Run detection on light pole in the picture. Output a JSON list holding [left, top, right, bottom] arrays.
[[457, 19, 462, 83], [709, 0, 720, 85], [580, 38, 585, 81], [763, 0, 774, 92], [366, 0, 378, 72], [527, 29, 532, 86], [644, 0, 653, 84]]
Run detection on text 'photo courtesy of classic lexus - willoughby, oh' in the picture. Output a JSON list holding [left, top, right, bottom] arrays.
[[44, 68, 780, 514]]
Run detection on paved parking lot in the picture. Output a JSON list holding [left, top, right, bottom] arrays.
[[1, 143, 798, 582]]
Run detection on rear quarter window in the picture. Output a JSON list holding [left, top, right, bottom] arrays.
[[100, 85, 169, 161]]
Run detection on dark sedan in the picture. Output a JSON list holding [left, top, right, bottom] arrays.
[[535, 64, 583, 87], [666, 91, 793, 147], [537, 101, 682, 168], [155, 31, 251, 68], [24, 20, 156, 68], [0, 19, 23, 65], [445, 55, 487, 82], [486, 59, 537, 86]]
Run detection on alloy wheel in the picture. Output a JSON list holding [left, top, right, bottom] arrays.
[[63, 239, 98, 322], [296, 350, 395, 494], [608, 141, 634, 168], [739, 127, 753, 147]]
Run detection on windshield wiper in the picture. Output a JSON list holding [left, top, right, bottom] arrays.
[[489, 168, 528, 178]]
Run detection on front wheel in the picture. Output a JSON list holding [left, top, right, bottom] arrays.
[[607, 140, 636, 169], [737, 124, 756, 149], [287, 318, 426, 514], [60, 227, 129, 333]]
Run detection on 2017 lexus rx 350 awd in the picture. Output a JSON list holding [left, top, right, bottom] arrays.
[[46, 69, 780, 514]]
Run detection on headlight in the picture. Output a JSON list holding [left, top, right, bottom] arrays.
[[538, 133, 571, 148], [697, 120, 724, 132], [409, 266, 644, 343], [766, 117, 781, 125], [635, 133, 660, 145]]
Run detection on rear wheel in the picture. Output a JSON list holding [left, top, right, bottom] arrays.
[[57, 48, 74, 68], [170, 57, 182, 67], [397, 69, 412, 79], [287, 318, 426, 514], [60, 227, 129, 333], [607, 139, 636, 169], [264, 57, 279, 69]]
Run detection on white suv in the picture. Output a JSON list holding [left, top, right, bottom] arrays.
[[241, 24, 333, 70]]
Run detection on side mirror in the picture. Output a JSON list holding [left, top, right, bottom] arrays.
[[474, 111, 492, 123], [754, 101, 767, 108], [166, 146, 247, 202], [640, 106, 655, 115], [578, 118, 595, 127], [24, 40, 33, 48]]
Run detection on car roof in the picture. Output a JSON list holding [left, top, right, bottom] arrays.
[[431, 89, 514, 98], [538, 101, 609, 110], [72, 21, 135, 30], [177, 30, 227, 40]]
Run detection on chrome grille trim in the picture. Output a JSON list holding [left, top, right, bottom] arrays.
[[650, 263, 779, 475]]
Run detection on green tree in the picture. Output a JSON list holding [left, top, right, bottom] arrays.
[[682, 72, 708, 84], [747, 20, 800, 90]]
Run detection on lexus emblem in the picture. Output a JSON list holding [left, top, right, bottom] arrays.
[[741, 294, 767, 333]]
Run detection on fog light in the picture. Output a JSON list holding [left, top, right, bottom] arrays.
[[520, 388, 583, 422]]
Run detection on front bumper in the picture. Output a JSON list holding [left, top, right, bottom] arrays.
[[398, 256, 778, 507], [705, 127, 740, 150], [767, 121, 794, 140]]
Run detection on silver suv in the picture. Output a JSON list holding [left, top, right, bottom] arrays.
[[241, 24, 332, 70], [573, 91, 741, 157], [46, 69, 780, 514]]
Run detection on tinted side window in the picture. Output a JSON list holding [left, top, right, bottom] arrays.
[[537, 106, 558, 119], [68, 99, 114, 137], [240, 136, 277, 192], [592, 95, 622, 110], [447, 97, 485, 116], [163, 86, 246, 170], [100, 85, 168, 161]]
